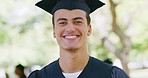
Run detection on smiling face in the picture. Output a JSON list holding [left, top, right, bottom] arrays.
[[53, 9, 92, 51]]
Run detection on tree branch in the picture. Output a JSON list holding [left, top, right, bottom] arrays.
[[109, 0, 131, 55]]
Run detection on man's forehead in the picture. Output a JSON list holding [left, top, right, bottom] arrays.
[[54, 9, 87, 16], [57, 17, 85, 21], [53, 9, 87, 20]]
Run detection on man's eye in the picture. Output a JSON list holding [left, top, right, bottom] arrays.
[[75, 21, 82, 24], [59, 22, 67, 25]]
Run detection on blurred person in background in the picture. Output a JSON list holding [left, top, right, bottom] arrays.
[[28, 0, 129, 78], [15, 64, 26, 78], [5, 72, 9, 78], [0, 68, 9, 78], [104, 58, 113, 65]]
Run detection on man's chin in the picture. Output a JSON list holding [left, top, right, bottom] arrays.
[[65, 47, 78, 51]]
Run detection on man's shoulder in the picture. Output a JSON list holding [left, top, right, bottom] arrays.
[[28, 60, 58, 78], [90, 56, 112, 70], [89, 57, 129, 78], [111, 66, 129, 78], [43, 60, 58, 70]]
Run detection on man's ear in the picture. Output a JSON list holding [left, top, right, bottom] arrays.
[[53, 31, 56, 38], [87, 24, 92, 36], [53, 26, 56, 38]]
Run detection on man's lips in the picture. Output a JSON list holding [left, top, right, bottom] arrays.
[[62, 35, 80, 40]]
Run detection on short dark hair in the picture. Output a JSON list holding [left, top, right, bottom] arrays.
[[16, 64, 25, 71], [52, 13, 91, 28]]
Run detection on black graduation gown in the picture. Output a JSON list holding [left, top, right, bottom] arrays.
[[28, 57, 129, 78]]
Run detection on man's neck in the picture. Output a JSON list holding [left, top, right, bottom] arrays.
[[59, 48, 89, 73]]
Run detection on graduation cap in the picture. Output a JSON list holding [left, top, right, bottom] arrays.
[[35, 0, 105, 15]]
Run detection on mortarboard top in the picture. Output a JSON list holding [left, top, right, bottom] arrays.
[[35, 0, 105, 15]]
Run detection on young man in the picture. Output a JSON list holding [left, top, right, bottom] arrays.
[[28, 0, 129, 78]]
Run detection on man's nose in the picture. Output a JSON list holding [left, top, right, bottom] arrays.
[[65, 23, 76, 32]]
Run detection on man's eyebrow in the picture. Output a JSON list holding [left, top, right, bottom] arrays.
[[73, 17, 84, 20], [57, 18, 67, 22]]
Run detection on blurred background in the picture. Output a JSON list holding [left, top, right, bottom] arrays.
[[0, 0, 148, 78]]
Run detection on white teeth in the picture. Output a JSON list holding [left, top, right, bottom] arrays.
[[65, 36, 77, 39]]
